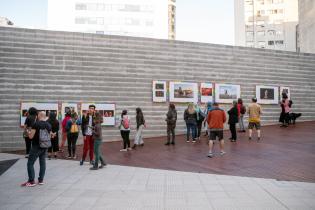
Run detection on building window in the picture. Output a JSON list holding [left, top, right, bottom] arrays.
[[268, 40, 274, 45], [246, 31, 254, 36], [257, 31, 265, 36], [258, 41, 266, 48], [275, 40, 284, 45], [75, 3, 87, 10], [246, 41, 254, 47], [276, 31, 283, 36]]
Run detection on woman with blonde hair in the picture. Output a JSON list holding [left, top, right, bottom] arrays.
[[184, 103, 198, 143]]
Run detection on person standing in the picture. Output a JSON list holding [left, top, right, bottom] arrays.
[[280, 93, 290, 127], [203, 102, 212, 137], [23, 107, 37, 158], [47, 112, 59, 159], [59, 111, 71, 152], [184, 103, 198, 143], [248, 97, 262, 141], [90, 112, 106, 170], [119, 110, 131, 152], [132, 107, 145, 149], [228, 101, 239, 142], [21, 111, 51, 187], [207, 103, 226, 158], [66, 112, 80, 159], [165, 103, 177, 145], [80, 104, 96, 165], [237, 98, 246, 132], [195, 102, 205, 140]]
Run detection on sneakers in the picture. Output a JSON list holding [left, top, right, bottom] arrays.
[[99, 163, 107, 169], [90, 160, 95, 165], [192, 139, 196, 143], [132, 144, 137, 149], [140, 143, 144, 147], [120, 149, 127, 152], [220, 151, 226, 156], [72, 156, 77, 159], [171, 142, 175, 145], [90, 167, 98, 170], [186, 140, 190, 143], [67, 156, 72, 159], [248, 137, 252, 140], [48, 155, 51, 160], [207, 153, 214, 158], [165, 142, 170, 145], [257, 137, 261, 141], [127, 147, 132, 151], [38, 180, 44, 185], [21, 181, 36, 187], [79, 160, 84, 166]]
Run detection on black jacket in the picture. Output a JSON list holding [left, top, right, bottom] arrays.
[[81, 114, 95, 136], [166, 109, 177, 126], [136, 113, 145, 129], [228, 106, 239, 124], [184, 109, 197, 124]]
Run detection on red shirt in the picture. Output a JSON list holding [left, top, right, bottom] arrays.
[[62, 116, 71, 133]]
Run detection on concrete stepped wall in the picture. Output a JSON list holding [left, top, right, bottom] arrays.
[[0, 26, 315, 151]]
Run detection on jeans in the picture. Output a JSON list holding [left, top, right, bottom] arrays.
[[229, 123, 237, 140], [27, 145, 47, 182], [196, 121, 203, 138], [24, 137, 32, 155], [82, 135, 94, 161], [186, 122, 197, 141], [239, 115, 245, 131], [120, 130, 130, 149], [134, 125, 144, 145], [67, 133, 78, 157], [167, 124, 175, 143], [94, 139, 106, 167]]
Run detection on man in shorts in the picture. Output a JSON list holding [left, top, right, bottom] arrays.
[[248, 97, 262, 141], [206, 103, 226, 158]]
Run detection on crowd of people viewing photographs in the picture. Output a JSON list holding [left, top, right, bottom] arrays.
[[21, 92, 298, 187]]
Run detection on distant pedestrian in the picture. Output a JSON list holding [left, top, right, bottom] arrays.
[[119, 110, 131, 152], [228, 101, 238, 142], [132, 107, 145, 149], [23, 107, 37, 158], [165, 103, 177, 145], [248, 97, 262, 141], [195, 102, 205, 140], [184, 103, 197, 143], [80, 104, 96, 165], [66, 112, 81, 159], [237, 98, 246, 132], [203, 102, 212, 136], [21, 111, 51, 187], [47, 111, 59, 159], [59, 111, 71, 152], [207, 103, 226, 158], [279, 93, 290, 127], [90, 112, 106, 170]]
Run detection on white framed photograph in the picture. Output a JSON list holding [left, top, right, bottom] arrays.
[[152, 81, 167, 102], [200, 82, 213, 103], [169, 81, 198, 103], [256, 85, 279, 104], [215, 84, 241, 103]]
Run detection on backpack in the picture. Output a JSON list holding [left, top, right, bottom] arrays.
[[70, 123, 78, 133], [240, 105, 246, 114], [39, 128, 51, 148], [122, 117, 129, 129]]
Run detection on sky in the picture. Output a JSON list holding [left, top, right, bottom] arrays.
[[0, 0, 235, 46]]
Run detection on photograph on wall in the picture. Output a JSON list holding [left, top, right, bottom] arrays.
[[256, 85, 279, 104], [20, 102, 58, 126], [215, 84, 241, 103], [152, 81, 167, 102], [280, 86, 290, 99], [200, 82, 213, 103], [81, 103, 115, 126], [61, 103, 79, 120], [169, 81, 198, 103]]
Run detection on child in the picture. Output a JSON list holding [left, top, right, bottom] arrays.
[[90, 112, 106, 170]]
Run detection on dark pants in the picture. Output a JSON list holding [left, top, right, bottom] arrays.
[[229, 123, 237, 140], [27, 145, 47, 182], [186, 122, 197, 141], [24, 137, 32, 155], [94, 139, 106, 167], [48, 136, 59, 153], [120, 130, 130, 149], [196, 121, 203, 138], [167, 124, 175, 143], [67, 133, 78, 157], [82, 135, 94, 161]]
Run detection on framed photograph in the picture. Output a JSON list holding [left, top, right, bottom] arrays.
[[256, 85, 279, 104], [152, 81, 167, 102], [81, 103, 115, 126], [215, 84, 241, 103], [169, 81, 198, 103], [280, 86, 290, 99], [20, 102, 59, 127], [200, 82, 213, 103], [61, 103, 79, 121]]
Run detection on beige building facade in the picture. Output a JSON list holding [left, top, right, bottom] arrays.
[[235, 0, 298, 51]]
